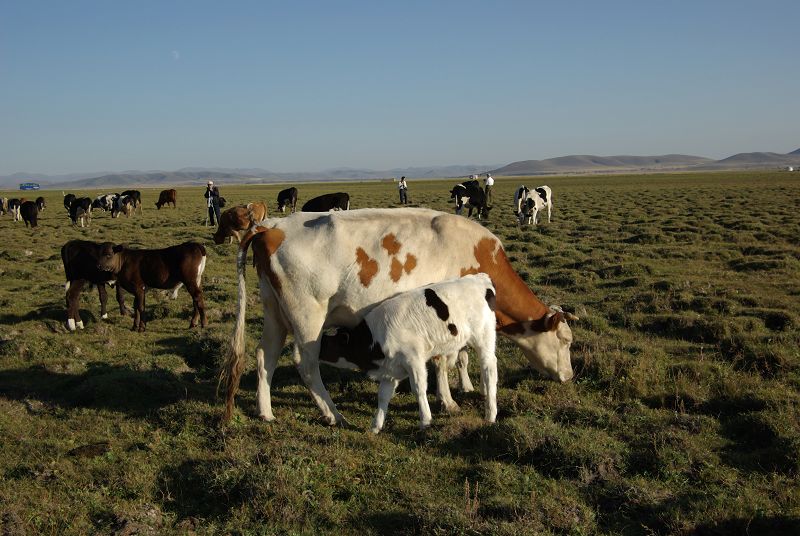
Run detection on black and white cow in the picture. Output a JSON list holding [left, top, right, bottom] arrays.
[[112, 195, 134, 218], [513, 186, 530, 217], [35, 197, 46, 211], [63, 194, 76, 212], [20, 201, 39, 228], [120, 190, 142, 214], [517, 185, 553, 225], [0, 197, 7, 216], [7, 199, 23, 222], [69, 197, 92, 227], [277, 187, 298, 214], [92, 193, 118, 212], [301, 192, 350, 212], [61, 240, 128, 331], [450, 181, 490, 219]]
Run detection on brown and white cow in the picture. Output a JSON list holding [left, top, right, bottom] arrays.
[[221, 208, 579, 425], [212, 202, 268, 244], [96, 241, 207, 332], [155, 189, 177, 209]]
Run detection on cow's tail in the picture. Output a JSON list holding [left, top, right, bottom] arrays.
[[219, 228, 261, 423]]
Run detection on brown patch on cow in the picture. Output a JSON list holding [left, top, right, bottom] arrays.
[[381, 233, 402, 256], [448, 323, 458, 336], [252, 228, 286, 291], [424, 288, 450, 321], [356, 247, 379, 287], [403, 254, 417, 275], [499, 322, 527, 335], [390, 253, 418, 282]]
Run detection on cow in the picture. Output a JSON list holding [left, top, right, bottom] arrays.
[[120, 190, 142, 213], [35, 196, 46, 211], [96, 241, 207, 332], [277, 187, 298, 214], [213, 202, 269, 245], [220, 208, 579, 426], [20, 201, 39, 228], [450, 182, 490, 219], [63, 193, 76, 212], [8, 199, 24, 222], [69, 197, 92, 227], [517, 185, 553, 225], [301, 192, 350, 212], [0, 197, 7, 216], [92, 194, 118, 212], [319, 274, 498, 433], [61, 240, 128, 331], [155, 189, 177, 210], [112, 195, 134, 218]]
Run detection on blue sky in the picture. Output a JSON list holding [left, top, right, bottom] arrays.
[[1, 0, 798, 174]]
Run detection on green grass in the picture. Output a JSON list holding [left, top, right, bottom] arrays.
[[1, 171, 799, 535]]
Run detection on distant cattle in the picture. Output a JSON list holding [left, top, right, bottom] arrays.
[[301, 192, 350, 212], [0, 197, 7, 216], [120, 190, 142, 214], [113, 195, 134, 218], [63, 194, 76, 212], [277, 187, 298, 214], [96, 241, 207, 332], [61, 240, 127, 331], [8, 199, 23, 222], [20, 201, 39, 228], [69, 197, 92, 227], [35, 196, 46, 211], [450, 182, 490, 219], [155, 189, 177, 210], [517, 185, 553, 225], [213, 202, 269, 244], [92, 194, 118, 212]]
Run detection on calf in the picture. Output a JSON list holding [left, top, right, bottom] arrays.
[[8, 199, 23, 222], [92, 193, 118, 212], [517, 185, 553, 225], [61, 240, 127, 331], [213, 202, 269, 244], [450, 182, 490, 219], [112, 195, 134, 218], [96, 241, 207, 332], [277, 187, 298, 213], [35, 196, 46, 211], [155, 189, 177, 209], [320, 274, 498, 433], [69, 197, 92, 227], [63, 193, 76, 212], [513, 186, 530, 217], [120, 190, 142, 214], [20, 201, 39, 228], [301, 192, 350, 212]]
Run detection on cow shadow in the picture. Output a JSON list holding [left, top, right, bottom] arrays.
[[0, 304, 65, 324]]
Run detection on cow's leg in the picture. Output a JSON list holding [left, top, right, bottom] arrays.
[[434, 354, 460, 414], [547, 203, 552, 223], [456, 348, 474, 392], [97, 283, 109, 320], [186, 282, 206, 328], [407, 358, 432, 429], [371, 378, 399, 434], [65, 279, 86, 331], [115, 284, 129, 316], [292, 339, 346, 426], [132, 290, 146, 332], [476, 332, 498, 423], [254, 284, 288, 421]]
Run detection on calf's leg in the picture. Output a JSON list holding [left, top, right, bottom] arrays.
[[96, 283, 109, 320], [65, 279, 86, 330], [371, 378, 399, 434], [434, 354, 460, 414], [407, 358, 433, 429], [456, 348, 474, 392]]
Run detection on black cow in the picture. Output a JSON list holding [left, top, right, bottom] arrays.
[[20, 201, 39, 228], [35, 196, 46, 211], [277, 187, 298, 213], [7, 198, 23, 222], [63, 194, 76, 212], [450, 182, 490, 219], [301, 192, 350, 212], [120, 190, 142, 214], [61, 240, 128, 330], [69, 197, 92, 227]]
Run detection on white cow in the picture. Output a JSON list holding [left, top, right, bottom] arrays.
[[319, 274, 498, 432], [221, 208, 578, 426], [516, 185, 553, 225]]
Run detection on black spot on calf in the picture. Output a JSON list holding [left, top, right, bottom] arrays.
[[447, 323, 458, 336], [424, 288, 450, 321]]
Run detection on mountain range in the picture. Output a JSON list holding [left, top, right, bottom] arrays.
[[2, 149, 798, 189]]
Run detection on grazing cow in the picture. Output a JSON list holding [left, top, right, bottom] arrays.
[[35, 196, 46, 211], [8, 199, 23, 222], [96, 241, 207, 332], [213, 202, 269, 244], [517, 185, 553, 225], [112, 195, 134, 218], [63, 193, 76, 213], [320, 274, 498, 433], [61, 240, 128, 331], [120, 190, 142, 213], [221, 208, 579, 425], [450, 182, 490, 219], [277, 187, 298, 214], [155, 189, 177, 209], [92, 193, 118, 212], [69, 197, 93, 227], [301, 192, 350, 212], [20, 201, 39, 228], [513, 185, 530, 217]]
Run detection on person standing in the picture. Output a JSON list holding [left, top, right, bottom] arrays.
[[484, 173, 494, 206], [205, 180, 221, 226], [398, 176, 409, 204]]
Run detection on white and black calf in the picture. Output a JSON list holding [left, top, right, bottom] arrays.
[[301, 192, 350, 212], [35, 197, 46, 211], [112, 195, 134, 218], [20, 201, 39, 228], [120, 190, 142, 214], [319, 274, 498, 433], [450, 181, 490, 219], [517, 185, 552, 225], [96, 241, 207, 332], [7, 199, 23, 222], [277, 187, 298, 213], [69, 197, 92, 227], [92, 193, 118, 212], [63, 193, 76, 212], [61, 240, 128, 331]]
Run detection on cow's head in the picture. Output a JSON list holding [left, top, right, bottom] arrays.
[[213, 206, 249, 244], [96, 242, 125, 274], [501, 308, 578, 382]]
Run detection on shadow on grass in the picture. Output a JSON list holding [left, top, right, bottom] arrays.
[[0, 304, 67, 324], [693, 515, 800, 535]]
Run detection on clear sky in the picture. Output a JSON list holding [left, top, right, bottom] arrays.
[[1, 0, 798, 175]]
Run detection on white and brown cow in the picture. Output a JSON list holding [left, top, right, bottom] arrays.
[[221, 208, 578, 425], [212, 202, 269, 244]]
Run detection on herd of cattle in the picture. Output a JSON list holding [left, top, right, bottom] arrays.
[[2, 180, 569, 432]]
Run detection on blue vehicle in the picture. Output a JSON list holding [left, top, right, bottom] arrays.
[[19, 182, 40, 190]]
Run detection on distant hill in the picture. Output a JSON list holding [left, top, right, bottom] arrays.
[[491, 154, 713, 176], [693, 151, 800, 170]]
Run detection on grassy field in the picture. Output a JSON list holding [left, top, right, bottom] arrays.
[[0, 172, 798, 535]]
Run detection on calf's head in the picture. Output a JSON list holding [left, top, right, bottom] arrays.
[[213, 206, 249, 244], [96, 242, 125, 274]]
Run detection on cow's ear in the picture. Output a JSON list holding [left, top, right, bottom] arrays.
[[546, 311, 564, 331], [112, 244, 125, 253]]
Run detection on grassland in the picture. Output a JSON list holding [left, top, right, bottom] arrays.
[[0, 171, 798, 535]]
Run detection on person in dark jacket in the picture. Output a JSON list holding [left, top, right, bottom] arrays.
[[204, 180, 222, 226]]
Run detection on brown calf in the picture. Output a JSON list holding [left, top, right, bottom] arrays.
[[155, 189, 177, 209], [96, 241, 207, 332], [212, 202, 268, 244]]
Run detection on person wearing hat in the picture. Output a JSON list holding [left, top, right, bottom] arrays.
[[484, 173, 494, 206], [398, 176, 409, 204], [204, 180, 222, 226]]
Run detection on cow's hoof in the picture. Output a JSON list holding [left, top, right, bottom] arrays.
[[66, 319, 76, 331], [76, 321, 84, 330], [101, 313, 108, 320], [258, 414, 275, 422], [370, 426, 382, 434], [441, 402, 461, 414]]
